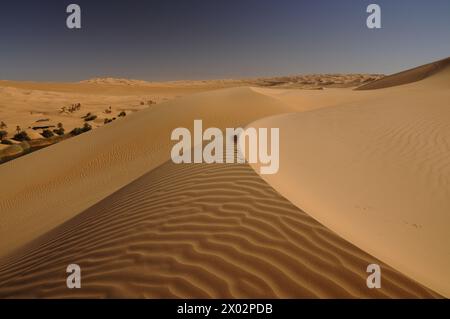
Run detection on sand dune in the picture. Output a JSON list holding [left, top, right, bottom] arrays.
[[248, 62, 450, 297], [0, 87, 292, 258], [0, 74, 380, 147], [0, 147, 438, 298], [356, 57, 450, 90], [0, 61, 447, 298], [79, 74, 383, 89]]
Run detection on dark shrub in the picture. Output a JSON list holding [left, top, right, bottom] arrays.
[[13, 131, 30, 142], [71, 123, 93, 136], [1, 139, 13, 145], [41, 129, 54, 138], [53, 123, 65, 136], [70, 127, 84, 136], [53, 128, 65, 136], [83, 123, 92, 132], [104, 118, 113, 124], [84, 115, 97, 122], [0, 130, 7, 140], [118, 111, 126, 117]]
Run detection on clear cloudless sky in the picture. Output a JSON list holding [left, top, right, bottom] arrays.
[[0, 0, 449, 81]]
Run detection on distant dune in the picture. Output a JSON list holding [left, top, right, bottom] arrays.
[[0, 74, 381, 146], [0, 61, 447, 298], [356, 57, 450, 90], [79, 74, 384, 89], [80, 77, 154, 86]]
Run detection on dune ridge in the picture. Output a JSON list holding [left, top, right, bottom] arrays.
[[0, 147, 439, 298], [0, 87, 293, 258], [356, 57, 450, 90], [247, 60, 450, 297], [1, 58, 448, 298]]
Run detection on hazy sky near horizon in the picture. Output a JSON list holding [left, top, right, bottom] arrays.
[[1, 0, 449, 81]]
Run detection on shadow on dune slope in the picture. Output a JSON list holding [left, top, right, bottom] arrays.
[[0, 147, 440, 298]]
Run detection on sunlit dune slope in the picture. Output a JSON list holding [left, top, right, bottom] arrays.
[[356, 57, 450, 90], [0, 150, 439, 298], [0, 59, 448, 298], [248, 60, 450, 297], [0, 87, 293, 258]]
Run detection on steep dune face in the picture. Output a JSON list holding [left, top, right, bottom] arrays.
[[248, 64, 450, 297], [0, 87, 293, 258], [0, 150, 439, 298], [356, 57, 450, 90]]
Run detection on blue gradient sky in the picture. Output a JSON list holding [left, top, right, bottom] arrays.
[[1, 0, 449, 81]]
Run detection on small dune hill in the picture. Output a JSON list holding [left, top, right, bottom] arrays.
[[356, 57, 450, 90], [0, 147, 439, 298]]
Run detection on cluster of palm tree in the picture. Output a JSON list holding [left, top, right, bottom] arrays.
[[53, 123, 65, 136], [60, 103, 82, 114], [13, 127, 30, 142], [70, 123, 92, 136], [0, 130, 7, 142], [0, 121, 7, 143], [141, 100, 156, 106]]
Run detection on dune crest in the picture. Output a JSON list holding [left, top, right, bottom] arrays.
[[1, 59, 448, 298], [0, 148, 439, 298], [247, 60, 450, 297], [0, 87, 292, 258], [356, 57, 450, 90]]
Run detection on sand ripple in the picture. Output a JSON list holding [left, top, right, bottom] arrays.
[[0, 154, 439, 298]]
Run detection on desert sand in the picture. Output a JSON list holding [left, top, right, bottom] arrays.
[[0, 74, 381, 137], [0, 146, 438, 298], [0, 74, 381, 163], [0, 62, 447, 298], [248, 57, 450, 297]]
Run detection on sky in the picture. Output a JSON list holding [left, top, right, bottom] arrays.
[[0, 0, 449, 81]]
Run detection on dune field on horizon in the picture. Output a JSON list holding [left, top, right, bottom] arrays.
[[0, 58, 449, 298]]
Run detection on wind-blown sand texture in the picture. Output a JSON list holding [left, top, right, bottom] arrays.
[[0, 149, 439, 298], [0, 61, 448, 298], [248, 57, 450, 297]]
